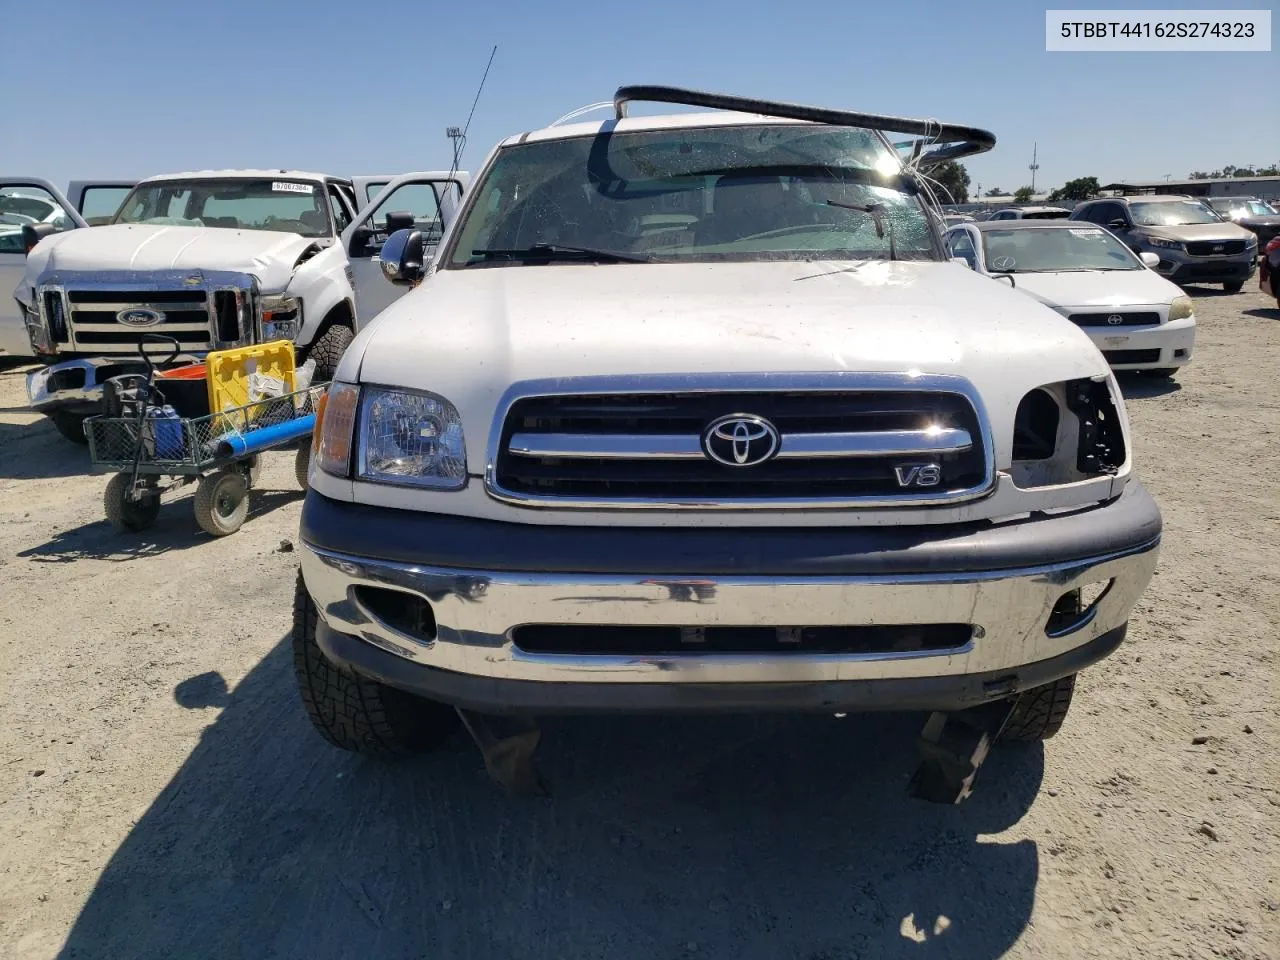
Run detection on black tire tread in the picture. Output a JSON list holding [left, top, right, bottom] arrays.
[[49, 410, 89, 444], [1002, 674, 1076, 742], [294, 440, 312, 491], [307, 323, 354, 381], [291, 572, 456, 755]]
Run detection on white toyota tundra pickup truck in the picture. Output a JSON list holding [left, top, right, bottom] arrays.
[[293, 88, 1162, 792], [9, 169, 466, 441]]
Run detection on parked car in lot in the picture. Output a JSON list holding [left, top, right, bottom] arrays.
[[945, 220, 1195, 378], [1069, 195, 1256, 292], [293, 86, 1162, 785], [8, 169, 467, 441], [987, 205, 1073, 221], [1205, 196, 1280, 250], [1261, 236, 1280, 305]]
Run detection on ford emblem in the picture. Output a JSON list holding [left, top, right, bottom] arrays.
[[116, 307, 166, 327]]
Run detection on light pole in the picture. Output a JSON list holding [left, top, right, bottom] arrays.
[[447, 126, 463, 170], [1028, 142, 1040, 195]]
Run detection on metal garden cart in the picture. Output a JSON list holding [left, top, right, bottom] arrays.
[[84, 336, 324, 536]]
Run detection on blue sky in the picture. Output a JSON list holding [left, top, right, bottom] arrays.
[[2, 0, 1275, 197]]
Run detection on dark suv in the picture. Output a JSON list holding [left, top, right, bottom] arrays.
[[1070, 195, 1257, 292]]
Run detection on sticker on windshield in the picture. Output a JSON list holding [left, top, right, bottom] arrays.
[[272, 182, 314, 194], [1069, 228, 1104, 237]]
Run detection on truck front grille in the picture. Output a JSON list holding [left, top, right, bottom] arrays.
[[1185, 239, 1245, 257], [66, 289, 213, 352], [489, 381, 991, 507]]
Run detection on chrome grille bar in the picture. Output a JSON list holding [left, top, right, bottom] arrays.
[[509, 427, 973, 460]]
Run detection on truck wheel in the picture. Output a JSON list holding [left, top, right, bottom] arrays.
[[193, 469, 249, 536], [307, 324, 354, 381], [1000, 674, 1076, 742], [294, 439, 312, 490], [49, 410, 89, 445], [103, 473, 160, 532], [1223, 280, 1244, 294], [291, 571, 458, 755]]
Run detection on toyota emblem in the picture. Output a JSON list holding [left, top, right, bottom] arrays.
[[1106, 314, 1124, 325], [702, 414, 780, 467]]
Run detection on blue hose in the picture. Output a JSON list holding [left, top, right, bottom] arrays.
[[215, 414, 316, 459]]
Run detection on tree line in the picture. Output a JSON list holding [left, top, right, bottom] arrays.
[[927, 161, 1276, 206]]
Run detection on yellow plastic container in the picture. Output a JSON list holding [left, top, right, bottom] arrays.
[[204, 341, 297, 415]]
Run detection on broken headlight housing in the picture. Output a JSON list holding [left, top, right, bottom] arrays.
[[1010, 377, 1126, 488]]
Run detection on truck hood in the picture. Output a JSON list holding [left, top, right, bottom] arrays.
[[26, 224, 319, 291], [1002, 267, 1181, 310], [352, 260, 1112, 470]]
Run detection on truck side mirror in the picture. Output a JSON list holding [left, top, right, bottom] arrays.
[[22, 222, 56, 253], [379, 228, 425, 286]]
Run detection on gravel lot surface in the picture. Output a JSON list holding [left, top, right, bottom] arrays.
[[0, 284, 1276, 960]]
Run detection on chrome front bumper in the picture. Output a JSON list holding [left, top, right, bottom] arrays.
[[27, 354, 203, 413], [298, 485, 1162, 708]]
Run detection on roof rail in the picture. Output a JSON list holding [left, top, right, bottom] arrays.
[[612, 85, 996, 165]]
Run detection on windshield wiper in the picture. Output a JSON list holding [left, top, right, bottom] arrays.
[[826, 200, 897, 260], [469, 243, 650, 264]]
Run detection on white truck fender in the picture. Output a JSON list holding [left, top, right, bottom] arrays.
[[285, 244, 356, 347]]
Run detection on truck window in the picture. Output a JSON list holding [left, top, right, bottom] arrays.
[[79, 186, 133, 226]]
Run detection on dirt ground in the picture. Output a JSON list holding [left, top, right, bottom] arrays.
[[0, 284, 1276, 960]]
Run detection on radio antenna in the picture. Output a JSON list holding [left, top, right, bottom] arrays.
[[446, 45, 498, 179]]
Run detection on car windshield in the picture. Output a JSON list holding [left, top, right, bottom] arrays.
[[0, 192, 57, 221], [114, 179, 332, 237], [981, 226, 1141, 272], [1210, 199, 1273, 218], [1129, 200, 1221, 226], [447, 123, 935, 266]]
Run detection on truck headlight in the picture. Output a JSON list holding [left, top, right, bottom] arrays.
[[1146, 236, 1183, 250], [260, 295, 301, 341], [1244, 234, 1258, 249], [1168, 296, 1194, 322], [1010, 377, 1127, 488], [358, 387, 466, 489]]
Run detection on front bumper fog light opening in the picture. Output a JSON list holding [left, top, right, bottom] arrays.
[[1045, 579, 1113, 638], [353, 586, 438, 643]]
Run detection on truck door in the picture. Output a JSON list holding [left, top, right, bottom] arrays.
[[342, 172, 468, 325], [0, 178, 88, 357], [66, 180, 138, 225]]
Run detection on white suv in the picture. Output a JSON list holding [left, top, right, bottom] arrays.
[[293, 87, 1162, 792]]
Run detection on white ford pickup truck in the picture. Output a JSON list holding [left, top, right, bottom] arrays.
[[7, 169, 467, 441], [293, 88, 1162, 794]]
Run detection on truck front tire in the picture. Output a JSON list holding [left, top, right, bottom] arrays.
[[49, 410, 89, 445], [306, 324, 354, 381], [292, 572, 458, 755], [1000, 674, 1076, 742]]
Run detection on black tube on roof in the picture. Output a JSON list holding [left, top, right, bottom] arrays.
[[613, 85, 996, 165]]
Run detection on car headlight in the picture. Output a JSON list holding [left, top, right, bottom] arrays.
[[1010, 378, 1127, 488], [1244, 234, 1258, 249], [1146, 236, 1183, 250], [1168, 296, 1194, 322], [260, 295, 302, 341], [357, 387, 466, 488]]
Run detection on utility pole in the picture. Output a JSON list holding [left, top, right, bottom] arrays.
[[1028, 142, 1040, 194], [447, 126, 463, 170]]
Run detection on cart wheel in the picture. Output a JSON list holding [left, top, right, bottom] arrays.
[[294, 440, 312, 491], [104, 473, 161, 533], [194, 470, 249, 536]]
